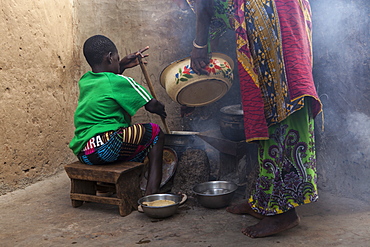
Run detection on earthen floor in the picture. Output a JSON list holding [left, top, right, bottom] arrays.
[[1, 171, 369, 247]]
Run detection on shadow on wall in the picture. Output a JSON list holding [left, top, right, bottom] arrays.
[[311, 0, 370, 201]]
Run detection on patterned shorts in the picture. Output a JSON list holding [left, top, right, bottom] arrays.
[[77, 123, 161, 165]]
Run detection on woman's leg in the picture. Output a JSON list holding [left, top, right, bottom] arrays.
[[243, 102, 317, 237]]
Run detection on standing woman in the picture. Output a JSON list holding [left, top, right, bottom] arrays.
[[188, 0, 322, 238]]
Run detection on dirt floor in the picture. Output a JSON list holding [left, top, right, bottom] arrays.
[[0, 171, 369, 247]]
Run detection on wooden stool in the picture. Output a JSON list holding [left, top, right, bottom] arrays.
[[64, 161, 145, 216]]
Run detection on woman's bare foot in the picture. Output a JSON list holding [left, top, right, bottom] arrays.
[[226, 201, 265, 219], [242, 208, 300, 238]]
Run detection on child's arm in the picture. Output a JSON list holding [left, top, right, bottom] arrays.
[[144, 99, 167, 118], [119, 46, 149, 74]]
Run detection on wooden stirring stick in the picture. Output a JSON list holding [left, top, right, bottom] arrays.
[[137, 55, 171, 134]]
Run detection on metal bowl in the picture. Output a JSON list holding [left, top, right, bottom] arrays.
[[138, 194, 181, 219], [193, 181, 238, 209]]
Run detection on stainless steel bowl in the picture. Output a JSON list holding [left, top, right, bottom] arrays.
[[138, 194, 181, 219], [193, 181, 238, 209]]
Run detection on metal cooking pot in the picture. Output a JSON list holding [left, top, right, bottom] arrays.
[[219, 105, 245, 142], [164, 131, 204, 157]]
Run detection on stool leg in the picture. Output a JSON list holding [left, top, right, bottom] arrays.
[[70, 179, 96, 208], [116, 168, 143, 216]]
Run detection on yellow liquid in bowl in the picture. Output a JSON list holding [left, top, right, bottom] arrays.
[[143, 199, 175, 207]]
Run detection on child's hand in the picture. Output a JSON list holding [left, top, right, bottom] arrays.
[[119, 46, 149, 73], [145, 99, 167, 118]]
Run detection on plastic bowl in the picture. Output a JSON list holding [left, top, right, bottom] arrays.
[[160, 53, 234, 107]]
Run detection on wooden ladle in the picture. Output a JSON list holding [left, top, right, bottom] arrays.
[[137, 55, 171, 134]]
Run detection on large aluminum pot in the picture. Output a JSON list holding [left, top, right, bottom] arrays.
[[160, 53, 234, 107]]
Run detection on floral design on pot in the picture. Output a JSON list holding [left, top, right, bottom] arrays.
[[175, 65, 195, 84], [175, 59, 233, 85]]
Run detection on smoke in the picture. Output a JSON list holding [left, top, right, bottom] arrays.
[[344, 112, 370, 164], [312, 0, 369, 70], [311, 0, 370, 200], [313, 1, 358, 38], [312, 0, 370, 126]]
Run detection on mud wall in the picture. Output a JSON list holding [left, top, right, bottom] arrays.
[[0, 0, 198, 195], [0, 0, 77, 194], [1, 0, 369, 203]]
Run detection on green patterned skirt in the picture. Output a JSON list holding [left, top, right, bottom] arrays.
[[248, 100, 318, 216]]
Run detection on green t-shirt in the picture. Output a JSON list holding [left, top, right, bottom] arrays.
[[69, 71, 153, 155]]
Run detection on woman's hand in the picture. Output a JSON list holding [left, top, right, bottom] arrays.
[[144, 99, 167, 118], [190, 46, 209, 75], [119, 46, 149, 74], [190, 0, 213, 75]]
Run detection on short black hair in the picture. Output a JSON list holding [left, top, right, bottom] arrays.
[[83, 35, 118, 67]]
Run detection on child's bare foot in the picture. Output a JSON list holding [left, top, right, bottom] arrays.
[[226, 201, 265, 219], [242, 208, 300, 238]]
